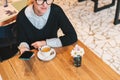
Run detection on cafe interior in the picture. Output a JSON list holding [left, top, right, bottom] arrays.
[[0, 0, 120, 80]]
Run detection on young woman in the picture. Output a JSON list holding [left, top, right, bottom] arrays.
[[15, 0, 78, 53]]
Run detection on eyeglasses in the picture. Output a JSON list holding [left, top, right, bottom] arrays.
[[36, 0, 54, 5]]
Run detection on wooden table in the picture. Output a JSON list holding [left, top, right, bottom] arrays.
[[0, 40, 120, 80], [0, 0, 27, 26]]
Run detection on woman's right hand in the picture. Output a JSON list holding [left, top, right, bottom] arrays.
[[31, 40, 46, 49]]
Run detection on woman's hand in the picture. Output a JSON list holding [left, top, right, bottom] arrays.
[[19, 47, 29, 54], [18, 42, 30, 54], [31, 40, 46, 49]]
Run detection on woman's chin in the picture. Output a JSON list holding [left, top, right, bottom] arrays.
[[40, 10, 47, 15]]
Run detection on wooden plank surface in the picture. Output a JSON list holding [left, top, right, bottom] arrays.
[[0, 0, 27, 26], [0, 40, 120, 80]]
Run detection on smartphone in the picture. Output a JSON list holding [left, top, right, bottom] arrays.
[[19, 51, 34, 60]]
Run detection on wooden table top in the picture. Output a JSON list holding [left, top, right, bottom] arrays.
[[0, 16, 16, 26], [0, 40, 120, 80], [0, 0, 27, 26]]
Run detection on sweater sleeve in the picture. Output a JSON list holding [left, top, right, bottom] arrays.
[[15, 8, 30, 46], [56, 6, 78, 46], [46, 38, 62, 47]]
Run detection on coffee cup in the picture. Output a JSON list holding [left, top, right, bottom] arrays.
[[39, 45, 53, 57]]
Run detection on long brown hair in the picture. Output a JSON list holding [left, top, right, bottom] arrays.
[[27, 0, 34, 5]]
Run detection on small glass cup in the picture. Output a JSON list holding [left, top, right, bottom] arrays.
[[73, 55, 82, 67]]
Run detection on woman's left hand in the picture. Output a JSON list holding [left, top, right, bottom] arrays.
[[31, 40, 46, 49]]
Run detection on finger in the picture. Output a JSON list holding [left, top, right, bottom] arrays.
[[31, 43, 36, 46], [33, 45, 38, 49]]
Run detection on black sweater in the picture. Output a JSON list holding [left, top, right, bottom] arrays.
[[15, 4, 77, 48]]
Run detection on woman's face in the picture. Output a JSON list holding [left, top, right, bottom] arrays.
[[33, 0, 51, 16]]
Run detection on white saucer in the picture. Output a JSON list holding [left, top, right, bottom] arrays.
[[37, 49, 56, 61]]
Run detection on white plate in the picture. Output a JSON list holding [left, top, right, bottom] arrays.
[[37, 48, 56, 61]]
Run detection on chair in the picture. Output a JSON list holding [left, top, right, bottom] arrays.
[[114, 0, 120, 25], [0, 23, 18, 62], [78, 0, 120, 25], [78, 0, 115, 12]]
